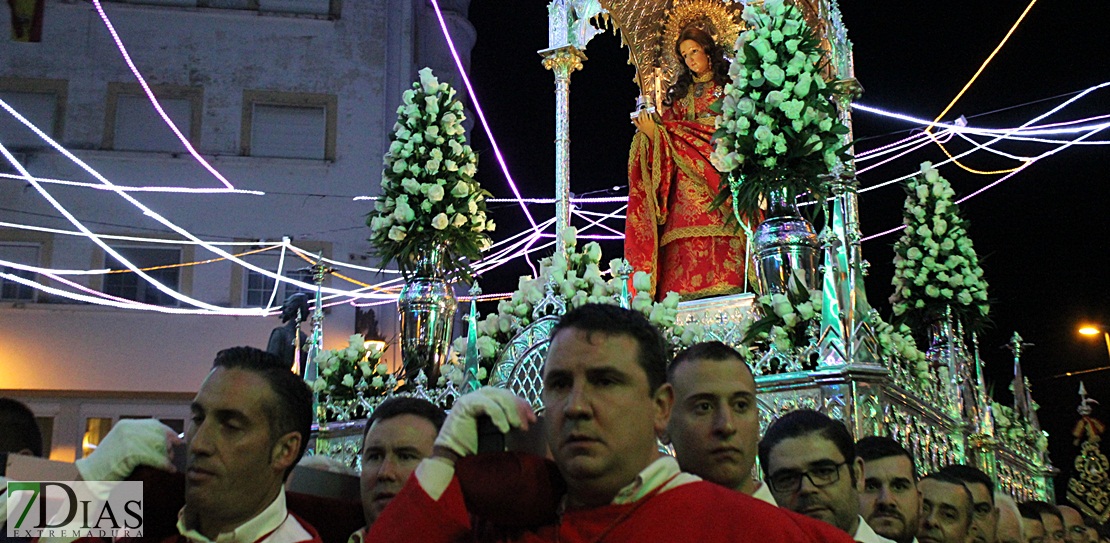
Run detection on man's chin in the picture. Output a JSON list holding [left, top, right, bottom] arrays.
[[868, 517, 905, 534], [557, 455, 608, 480]]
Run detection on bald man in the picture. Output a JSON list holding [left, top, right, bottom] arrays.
[[994, 493, 1024, 543]]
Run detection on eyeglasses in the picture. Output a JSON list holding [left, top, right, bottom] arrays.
[[768, 461, 848, 493]]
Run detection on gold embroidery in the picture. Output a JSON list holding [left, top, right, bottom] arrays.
[[660, 225, 739, 246], [680, 283, 749, 302]]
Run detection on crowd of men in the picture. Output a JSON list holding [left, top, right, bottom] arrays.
[[2, 303, 1108, 543]]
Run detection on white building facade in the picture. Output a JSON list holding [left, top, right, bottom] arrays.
[[0, 0, 474, 460]]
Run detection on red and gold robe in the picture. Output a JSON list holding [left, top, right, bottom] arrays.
[[626, 79, 755, 300]]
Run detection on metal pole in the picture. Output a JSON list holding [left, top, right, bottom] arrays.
[[540, 45, 585, 256]]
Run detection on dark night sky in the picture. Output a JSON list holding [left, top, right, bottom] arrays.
[[462, 0, 1110, 496]]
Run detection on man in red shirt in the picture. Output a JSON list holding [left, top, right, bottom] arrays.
[[369, 303, 857, 542]]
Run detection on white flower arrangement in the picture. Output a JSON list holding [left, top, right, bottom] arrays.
[[451, 227, 702, 382], [312, 334, 391, 420], [992, 401, 1049, 451], [889, 162, 990, 331], [437, 350, 488, 388], [873, 320, 930, 381], [709, 0, 850, 220], [367, 67, 493, 283], [740, 276, 927, 377], [742, 287, 822, 359]]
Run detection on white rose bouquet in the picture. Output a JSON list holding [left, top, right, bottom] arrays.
[[367, 67, 493, 283], [740, 275, 927, 377], [312, 334, 391, 419], [452, 227, 697, 382], [709, 0, 851, 222], [889, 162, 990, 332], [740, 275, 822, 370]]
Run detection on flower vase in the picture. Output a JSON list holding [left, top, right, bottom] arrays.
[[923, 312, 959, 414], [752, 186, 820, 296], [397, 241, 457, 387], [924, 316, 950, 371]]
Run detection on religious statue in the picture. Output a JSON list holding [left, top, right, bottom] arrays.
[[625, 21, 756, 301], [266, 292, 309, 375]]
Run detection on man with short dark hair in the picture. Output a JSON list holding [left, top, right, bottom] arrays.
[[1025, 502, 1066, 543], [940, 464, 999, 543], [369, 304, 858, 542], [665, 341, 768, 500], [1, 397, 45, 540], [1017, 502, 1047, 543], [856, 436, 921, 543], [0, 397, 43, 458], [180, 346, 321, 543], [1057, 505, 1090, 543], [350, 397, 445, 542], [760, 410, 895, 542], [917, 472, 974, 543]]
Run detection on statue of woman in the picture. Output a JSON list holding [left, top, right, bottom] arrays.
[[626, 26, 754, 300]]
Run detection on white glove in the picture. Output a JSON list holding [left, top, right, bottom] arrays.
[[434, 387, 533, 458], [75, 419, 182, 482]]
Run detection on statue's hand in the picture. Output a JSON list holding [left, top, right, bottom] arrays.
[[632, 109, 658, 138]]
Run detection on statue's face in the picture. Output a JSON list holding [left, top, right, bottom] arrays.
[[679, 39, 711, 77]]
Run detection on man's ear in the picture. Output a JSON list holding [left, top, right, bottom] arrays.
[[652, 383, 675, 436], [270, 431, 302, 473], [852, 456, 865, 492]]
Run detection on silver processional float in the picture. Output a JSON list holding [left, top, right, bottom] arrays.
[[302, 0, 1076, 505]]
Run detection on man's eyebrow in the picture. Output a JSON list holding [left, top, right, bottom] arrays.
[[585, 365, 629, 376], [212, 407, 251, 424]]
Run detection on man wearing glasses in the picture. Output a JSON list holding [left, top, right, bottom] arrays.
[[759, 410, 895, 543]]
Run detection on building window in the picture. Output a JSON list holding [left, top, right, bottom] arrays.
[[242, 90, 336, 160], [0, 78, 67, 149], [82, 417, 114, 458], [0, 243, 40, 301], [244, 268, 315, 307], [103, 246, 181, 306], [105, 0, 338, 17], [104, 83, 202, 153]]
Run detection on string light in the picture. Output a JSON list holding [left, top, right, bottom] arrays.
[[0, 108, 396, 302], [853, 87, 1110, 137], [572, 206, 627, 238], [90, 0, 237, 190], [861, 122, 1109, 242], [426, 0, 539, 231], [354, 195, 630, 204], [0, 2, 1100, 316], [921, 0, 1039, 175], [0, 172, 264, 195]]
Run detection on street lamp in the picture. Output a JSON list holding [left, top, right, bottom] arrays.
[[1061, 326, 1110, 377], [1079, 325, 1110, 360]]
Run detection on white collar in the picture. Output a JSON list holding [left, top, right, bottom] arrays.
[[853, 515, 897, 543], [611, 455, 700, 505], [178, 488, 289, 543]]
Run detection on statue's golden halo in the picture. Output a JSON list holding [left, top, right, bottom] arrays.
[[658, 0, 746, 91]]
